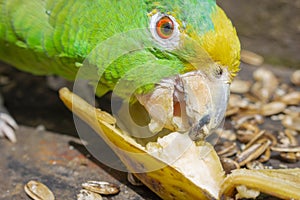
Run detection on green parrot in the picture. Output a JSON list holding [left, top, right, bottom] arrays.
[[0, 0, 240, 142]]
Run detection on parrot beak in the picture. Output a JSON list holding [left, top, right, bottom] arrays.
[[136, 68, 231, 141]]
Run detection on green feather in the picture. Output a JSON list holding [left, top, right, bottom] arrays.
[[0, 0, 238, 98]]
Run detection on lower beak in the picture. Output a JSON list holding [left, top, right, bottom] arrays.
[[136, 69, 230, 141]]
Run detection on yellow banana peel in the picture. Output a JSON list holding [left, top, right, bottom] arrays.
[[220, 168, 300, 199], [59, 87, 224, 199], [59, 88, 300, 200]]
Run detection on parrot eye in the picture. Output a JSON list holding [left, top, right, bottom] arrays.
[[149, 12, 180, 50], [156, 16, 174, 39]]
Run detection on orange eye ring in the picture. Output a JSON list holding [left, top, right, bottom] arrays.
[[156, 16, 174, 39]]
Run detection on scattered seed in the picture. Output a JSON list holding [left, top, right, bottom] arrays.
[[219, 68, 299, 169], [252, 68, 279, 102], [283, 106, 300, 118], [258, 147, 271, 163], [220, 158, 240, 174], [240, 123, 260, 133], [216, 142, 238, 157], [285, 129, 298, 136], [274, 87, 287, 99], [270, 114, 285, 121], [282, 116, 300, 131], [240, 50, 264, 66], [217, 129, 237, 141], [127, 173, 143, 186], [280, 91, 300, 105], [244, 130, 266, 150], [279, 164, 288, 169], [235, 131, 251, 144], [235, 185, 260, 199], [291, 70, 300, 86], [82, 181, 119, 195], [233, 115, 263, 128], [284, 129, 298, 146], [236, 130, 256, 144], [278, 131, 290, 146], [296, 152, 300, 160], [263, 132, 277, 147], [229, 94, 250, 108], [77, 189, 103, 200], [280, 152, 299, 163], [230, 79, 251, 94], [261, 101, 286, 116], [246, 160, 265, 170], [271, 146, 300, 153], [226, 107, 240, 117], [236, 139, 271, 166], [24, 180, 55, 200]]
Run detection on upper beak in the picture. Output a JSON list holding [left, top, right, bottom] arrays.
[[136, 68, 231, 141]]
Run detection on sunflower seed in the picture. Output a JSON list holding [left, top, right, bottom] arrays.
[[127, 173, 143, 186], [280, 91, 300, 105], [251, 68, 279, 102], [82, 181, 119, 195], [246, 160, 265, 170], [282, 116, 300, 131], [220, 158, 240, 174], [280, 152, 299, 163], [77, 189, 103, 200], [261, 101, 286, 116], [216, 142, 238, 157], [230, 79, 251, 94], [291, 70, 300, 86], [236, 139, 271, 166], [24, 180, 55, 200], [271, 146, 300, 153], [240, 50, 264, 66]]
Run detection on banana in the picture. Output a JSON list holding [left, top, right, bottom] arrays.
[[59, 87, 224, 199]]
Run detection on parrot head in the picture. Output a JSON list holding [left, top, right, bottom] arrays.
[[84, 0, 240, 141]]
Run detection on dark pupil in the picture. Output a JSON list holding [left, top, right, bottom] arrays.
[[161, 22, 173, 35]]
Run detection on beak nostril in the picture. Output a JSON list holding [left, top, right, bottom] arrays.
[[215, 66, 223, 78]]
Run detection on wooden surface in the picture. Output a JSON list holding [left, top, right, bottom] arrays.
[[0, 126, 159, 200]]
